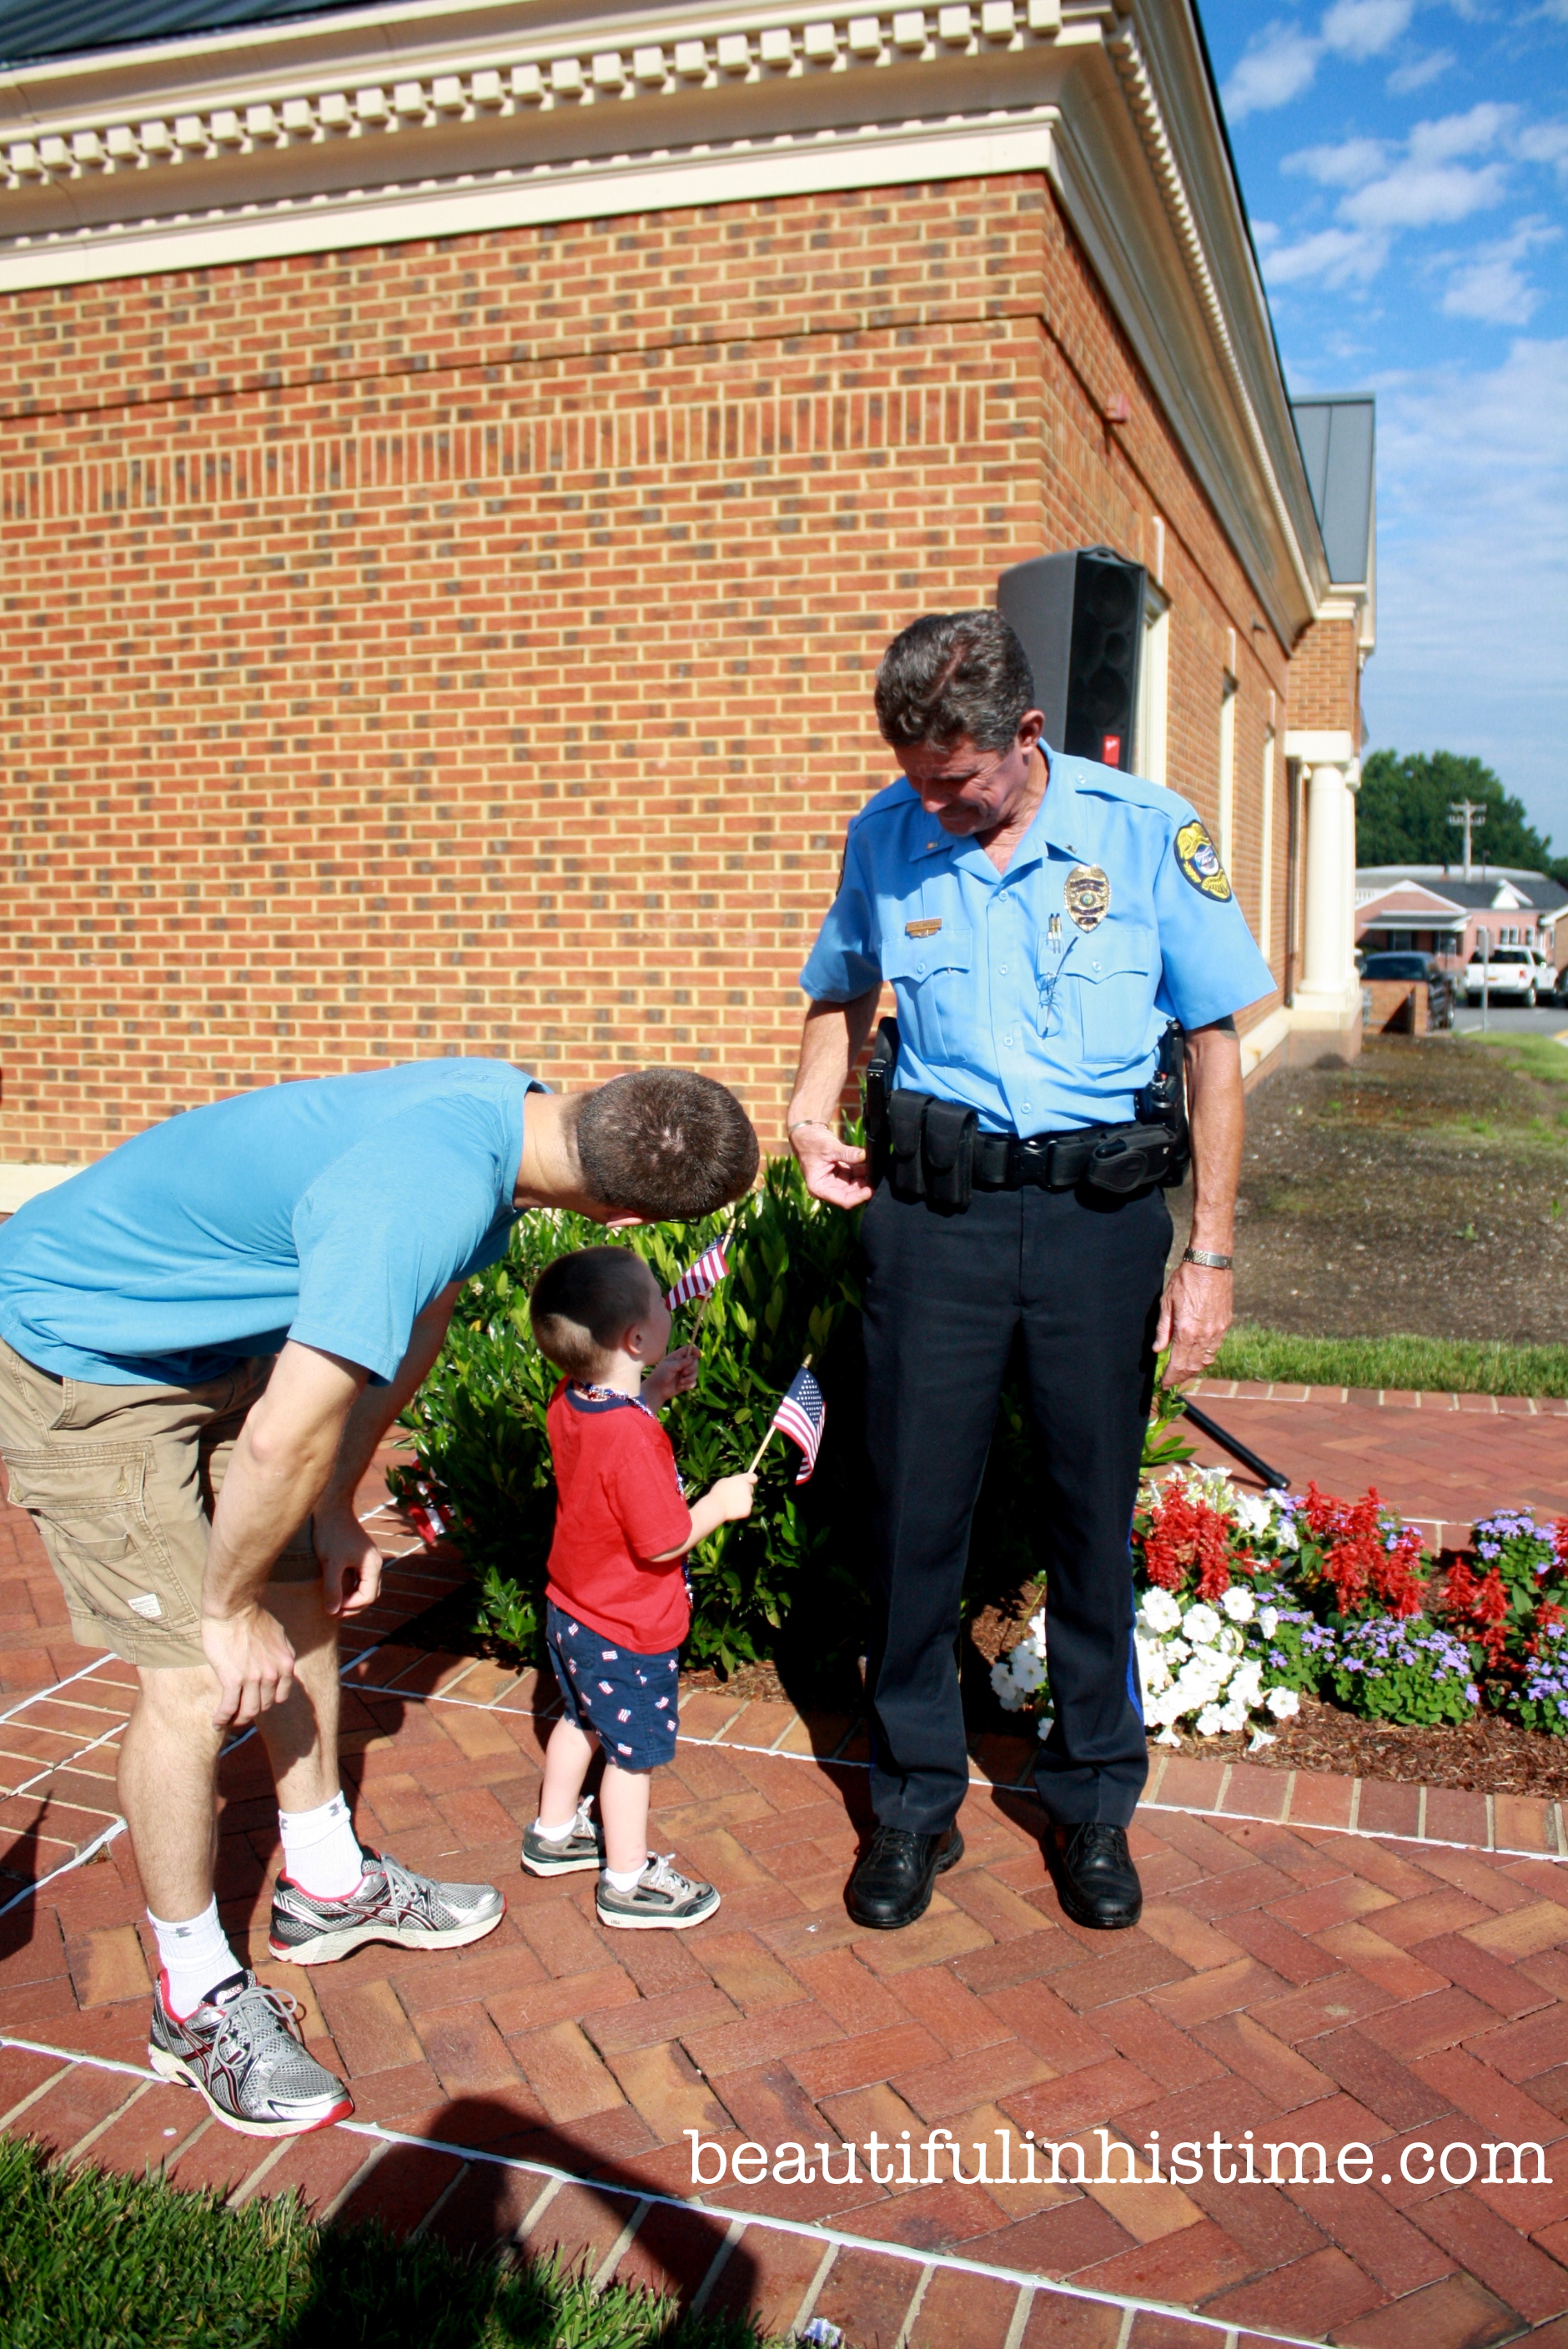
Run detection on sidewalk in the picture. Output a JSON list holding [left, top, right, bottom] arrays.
[[7, 1410, 1568, 2348]]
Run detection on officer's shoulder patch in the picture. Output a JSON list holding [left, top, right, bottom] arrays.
[[1173, 817, 1233, 903]]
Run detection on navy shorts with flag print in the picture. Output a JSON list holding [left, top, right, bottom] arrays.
[[545, 1601, 681, 1772]]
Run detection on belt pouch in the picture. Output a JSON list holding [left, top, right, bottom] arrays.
[[1084, 1123, 1172, 1195], [922, 1099, 977, 1210], [887, 1089, 931, 1201]]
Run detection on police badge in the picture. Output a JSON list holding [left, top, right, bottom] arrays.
[[1064, 863, 1111, 932], [1173, 818, 1233, 902]]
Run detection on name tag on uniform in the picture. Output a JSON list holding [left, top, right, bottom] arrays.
[[905, 917, 942, 938]]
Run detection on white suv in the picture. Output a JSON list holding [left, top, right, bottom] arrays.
[[1465, 945, 1542, 1004]]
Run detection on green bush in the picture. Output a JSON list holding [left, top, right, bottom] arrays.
[[395, 1158, 1109, 1683]]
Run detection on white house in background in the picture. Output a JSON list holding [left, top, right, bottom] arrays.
[[1355, 866, 1568, 974]]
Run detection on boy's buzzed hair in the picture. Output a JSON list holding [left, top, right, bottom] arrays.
[[530, 1246, 659, 1381]]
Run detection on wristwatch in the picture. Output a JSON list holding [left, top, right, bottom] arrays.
[[1182, 1246, 1234, 1270]]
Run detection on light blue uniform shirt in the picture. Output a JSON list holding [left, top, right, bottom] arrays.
[[0, 1059, 540, 1386], [799, 748, 1274, 1134]]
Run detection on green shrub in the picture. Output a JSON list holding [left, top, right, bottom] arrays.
[[395, 1158, 1130, 1683]]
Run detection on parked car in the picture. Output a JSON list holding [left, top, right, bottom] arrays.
[[1465, 945, 1543, 1005], [1361, 951, 1457, 1028]]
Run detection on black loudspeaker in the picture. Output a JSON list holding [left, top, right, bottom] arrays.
[[996, 546, 1147, 772]]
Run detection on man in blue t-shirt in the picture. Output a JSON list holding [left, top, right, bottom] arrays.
[[0, 1061, 757, 2140]]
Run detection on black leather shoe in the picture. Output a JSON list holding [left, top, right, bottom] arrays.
[[1045, 1823, 1142, 1931], [847, 1823, 964, 1931]]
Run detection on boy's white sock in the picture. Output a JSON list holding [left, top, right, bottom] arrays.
[[279, 1791, 364, 1899], [533, 1813, 579, 1841], [148, 1896, 238, 2019], [604, 1859, 646, 1893]]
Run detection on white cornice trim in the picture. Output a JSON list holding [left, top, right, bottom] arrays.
[[1284, 730, 1354, 765], [0, 104, 1059, 287]]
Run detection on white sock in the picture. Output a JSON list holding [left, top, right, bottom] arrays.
[[604, 1859, 646, 1893], [148, 1897, 238, 2020], [279, 1791, 364, 1899], [534, 1813, 578, 1842]]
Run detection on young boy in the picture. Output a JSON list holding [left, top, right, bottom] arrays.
[[522, 1245, 756, 1928]]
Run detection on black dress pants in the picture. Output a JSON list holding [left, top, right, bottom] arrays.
[[861, 1175, 1170, 1833]]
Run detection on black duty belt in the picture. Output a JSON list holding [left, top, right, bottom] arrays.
[[881, 1086, 1187, 1210]]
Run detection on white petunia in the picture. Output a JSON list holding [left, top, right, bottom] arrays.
[[1027, 1607, 1048, 1654], [1134, 1633, 1172, 1695], [990, 1659, 1026, 1710], [1265, 1686, 1300, 1720], [1009, 1647, 1048, 1695], [1195, 1704, 1224, 1737], [1137, 1587, 1184, 1635], [1221, 1585, 1256, 1623], [1218, 1624, 1244, 1657], [1274, 1518, 1299, 1551], [1218, 1698, 1249, 1734], [1232, 1490, 1273, 1537], [1259, 1606, 1279, 1638], [1036, 1713, 1055, 1738], [1229, 1662, 1264, 1709], [1183, 1603, 1222, 1647]]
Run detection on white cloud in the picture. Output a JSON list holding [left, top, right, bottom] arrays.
[[1284, 135, 1391, 186], [1516, 118, 1568, 183], [1259, 224, 1391, 284], [1343, 156, 1508, 227], [1224, 20, 1322, 121], [1363, 340, 1568, 836], [1441, 218, 1563, 324], [1321, 0, 1415, 58], [1407, 102, 1518, 163], [1387, 49, 1455, 93]]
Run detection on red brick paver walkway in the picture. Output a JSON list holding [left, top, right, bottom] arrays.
[[8, 1408, 1568, 2348], [1182, 1386, 1568, 1552]]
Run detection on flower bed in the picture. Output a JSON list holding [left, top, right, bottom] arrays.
[[993, 1464, 1568, 1749]]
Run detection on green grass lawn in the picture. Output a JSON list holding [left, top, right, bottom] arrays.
[[1213, 1325, 1568, 1397], [0, 2135, 770, 2349]]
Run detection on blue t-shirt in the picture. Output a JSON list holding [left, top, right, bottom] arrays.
[[0, 1059, 540, 1386], [799, 749, 1274, 1133]]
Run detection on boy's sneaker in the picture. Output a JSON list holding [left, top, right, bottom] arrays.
[[521, 1795, 605, 1878], [148, 1968, 354, 2138], [269, 1848, 505, 1965], [596, 1852, 721, 1931]]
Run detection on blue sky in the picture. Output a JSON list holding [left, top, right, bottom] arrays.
[[1199, 0, 1568, 846]]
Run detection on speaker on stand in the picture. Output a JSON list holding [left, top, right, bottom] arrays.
[[997, 546, 1147, 771]]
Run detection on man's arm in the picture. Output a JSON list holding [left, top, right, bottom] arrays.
[[310, 1281, 464, 1617], [202, 1284, 463, 1726], [787, 988, 881, 1208], [1154, 1021, 1244, 1386]]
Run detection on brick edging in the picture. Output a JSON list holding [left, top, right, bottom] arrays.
[[1188, 1380, 1568, 1416]]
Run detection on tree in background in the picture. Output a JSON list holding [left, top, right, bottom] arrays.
[[1358, 751, 1567, 884]]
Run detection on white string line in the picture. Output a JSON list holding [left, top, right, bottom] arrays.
[[0, 1822, 125, 1919], [0, 2032, 1332, 2349]]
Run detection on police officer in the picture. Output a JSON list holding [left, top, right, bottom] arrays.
[[787, 611, 1273, 1934]]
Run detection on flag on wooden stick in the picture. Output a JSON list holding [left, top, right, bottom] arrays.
[[665, 1236, 731, 1313], [750, 1363, 827, 1483], [405, 1483, 449, 1547]]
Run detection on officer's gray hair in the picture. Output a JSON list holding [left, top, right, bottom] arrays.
[[874, 611, 1037, 753]]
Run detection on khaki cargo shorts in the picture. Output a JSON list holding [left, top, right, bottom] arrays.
[[0, 1336, 318, 1672]]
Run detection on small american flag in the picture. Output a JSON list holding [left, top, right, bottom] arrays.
[[665, 1237, 730, 1312], [406, 1485, 449, 1547], [771, 1365, 827, 1484]]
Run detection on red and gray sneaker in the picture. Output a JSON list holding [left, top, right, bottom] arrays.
[[268, 1848, 505, 1966], [148, 1968, 353, 2138]]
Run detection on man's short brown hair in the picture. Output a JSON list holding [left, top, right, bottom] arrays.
[[569, 1069, 759, 1221], [530, 1246, 659, 1381], [874, 610, 1037, 752]]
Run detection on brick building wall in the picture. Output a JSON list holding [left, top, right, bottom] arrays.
[[1289, 614, 1361, 740], [2, 173, 1292, 1164]]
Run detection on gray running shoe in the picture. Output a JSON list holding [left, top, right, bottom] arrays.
[[268, 1848, 505, 1965], [521, 1795, 605, 1878], [148, 1968, 354, 2138], [596, 1852, 721, 1931]]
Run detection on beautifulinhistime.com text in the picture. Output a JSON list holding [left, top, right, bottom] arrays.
[[684, 2128, 1550, 2190]]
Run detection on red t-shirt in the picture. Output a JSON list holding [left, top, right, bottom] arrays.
[[544, 1381, 693, 1652]]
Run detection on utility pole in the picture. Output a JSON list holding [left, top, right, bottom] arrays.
[[1450, 798, 1487, 881]]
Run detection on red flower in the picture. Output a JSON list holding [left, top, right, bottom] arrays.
[[1300, 1484, 1424, 1619], [1141, 1482, 1234, 1599]]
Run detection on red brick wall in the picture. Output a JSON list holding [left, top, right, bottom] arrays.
[[2, 175, 1292, 1163], [1290, 615, 1360, 740]]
